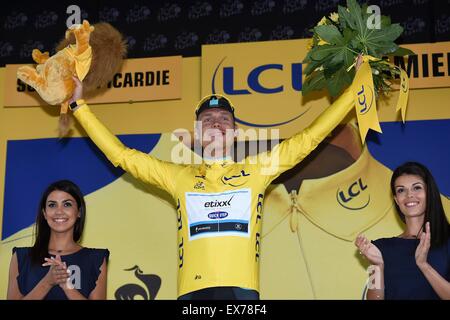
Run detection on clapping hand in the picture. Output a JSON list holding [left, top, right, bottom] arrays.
[[415, 222, 431, 268], [355, 234, 384, 266], [42, 255, 71, 289]]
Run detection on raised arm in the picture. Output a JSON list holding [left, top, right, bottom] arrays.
[[415, 223, 450, 300], [258, 56, 362, 184], [69, 77, 177, 194], [258, 85, 354, 184]]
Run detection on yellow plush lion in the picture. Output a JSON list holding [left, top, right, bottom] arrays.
[[17, 20, 127, 136]]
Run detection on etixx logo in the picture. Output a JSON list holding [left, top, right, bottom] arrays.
[[204, 195, 234, 208]]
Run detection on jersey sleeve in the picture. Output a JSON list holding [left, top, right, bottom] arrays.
[[73, 103, 178, 194], [251, 87, 354, 185]]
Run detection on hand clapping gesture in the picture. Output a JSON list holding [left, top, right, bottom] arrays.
[[355, 235, 384, 266], [42, 255, 71, 289], [415, 222, 431, 268]]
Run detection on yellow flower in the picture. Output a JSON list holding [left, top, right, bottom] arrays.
[[329, 12, 339, 23], [317, 16, 327, 26], [318, 39, 328, 46], [307, 38, 314, 51]]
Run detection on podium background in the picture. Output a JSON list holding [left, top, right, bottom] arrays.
[[1, 1, 449, 299]]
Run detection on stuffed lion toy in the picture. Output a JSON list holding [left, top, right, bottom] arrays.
[[17, 20, 127, 136]]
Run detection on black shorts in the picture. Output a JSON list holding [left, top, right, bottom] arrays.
[[178, 286, 260, 300]]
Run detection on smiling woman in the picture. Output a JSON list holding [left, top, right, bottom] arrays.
[[6, 180, 109, 300], [356, 162, 450, 300]]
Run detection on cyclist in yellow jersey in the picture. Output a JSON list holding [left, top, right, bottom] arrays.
[[67, 59, 360, 299]]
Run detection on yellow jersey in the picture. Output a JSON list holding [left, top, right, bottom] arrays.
[[73, 88, 354, 297]]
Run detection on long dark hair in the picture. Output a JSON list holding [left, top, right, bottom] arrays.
[[30, 180, 86, 264], [390, 162, 449, 248]]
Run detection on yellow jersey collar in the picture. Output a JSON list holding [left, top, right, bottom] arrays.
[[202, 155, 234, 166], [263, 146, 394, 241]]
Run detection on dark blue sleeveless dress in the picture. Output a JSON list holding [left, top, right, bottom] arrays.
[[373, 237, 450, 300], [13, 247, 109, 300]]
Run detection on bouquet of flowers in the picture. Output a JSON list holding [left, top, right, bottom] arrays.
[[302, 0, 414, 98]]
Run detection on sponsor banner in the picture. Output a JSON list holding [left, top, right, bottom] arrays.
[[4, 56, 182, 107], [201, 39, 450, 132], [393, 41, 450, 89], [202, 39, 309, 130]]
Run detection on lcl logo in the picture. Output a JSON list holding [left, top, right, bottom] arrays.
[[356, 85, 374, 115], [336, 178, 370, 210], [212, 57, 302, 95], [210, 57, 309, 127], [214, 60, 302, 95]]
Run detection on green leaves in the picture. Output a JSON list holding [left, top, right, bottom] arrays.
[[338, 5, 354, 30], [391, 46, 415, 56], [302, 70, 325, 97], [347, 0, 365, 37], [314, 25, 344, 45], [302, 0, 415, 98], [326, 66, 353, 97]]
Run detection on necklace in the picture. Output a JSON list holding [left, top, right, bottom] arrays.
[[400, 231, 420, 239], [49, 244, 80, 254]]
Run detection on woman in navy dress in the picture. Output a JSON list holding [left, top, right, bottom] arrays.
[[7, 180, 109, 300], [355, 162, 450, 300]]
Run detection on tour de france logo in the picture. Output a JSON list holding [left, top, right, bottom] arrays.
[[115, 265, 162, 300]]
